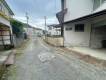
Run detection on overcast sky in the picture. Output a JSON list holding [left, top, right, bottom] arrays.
[[6, 0, 61, 29]]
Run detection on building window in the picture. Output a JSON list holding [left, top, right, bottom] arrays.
[[66, 27, 72, 31], [75, 24, 84, 32]]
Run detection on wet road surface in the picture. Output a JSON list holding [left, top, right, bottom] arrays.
[[6, 38, 106, 80]]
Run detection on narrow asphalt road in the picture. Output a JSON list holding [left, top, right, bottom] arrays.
[[6, 38, 106, 80]]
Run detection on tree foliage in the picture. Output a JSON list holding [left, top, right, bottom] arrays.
[[10, 19, 24, 37]]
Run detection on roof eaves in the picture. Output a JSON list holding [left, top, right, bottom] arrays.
[[1, 0, 14, 15], [64, 9, 106, 24]]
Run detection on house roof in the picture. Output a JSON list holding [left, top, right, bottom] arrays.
[[33, 27, 42, 30], [23, 23, 42, 30], [1, 0, 14, 15], [23, 23, 33, 28], [64, 9, 106, 24], [48, 24, 61, 28]]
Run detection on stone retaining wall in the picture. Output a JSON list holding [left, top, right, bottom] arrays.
[[45, 37, 64, 47]]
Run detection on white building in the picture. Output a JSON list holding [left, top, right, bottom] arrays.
[[33, 28, 43, 37], [57, 0, 106, 48], [23, 24, 34, 38], [0, 0, 14, 49], [47, 24, 61, 36], [24, 24, 43, 38]]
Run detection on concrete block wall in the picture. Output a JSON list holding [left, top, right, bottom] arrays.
[[13, 34, 24, 47]]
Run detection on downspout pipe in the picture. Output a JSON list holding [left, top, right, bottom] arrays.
[[61, 0, 65, 47]]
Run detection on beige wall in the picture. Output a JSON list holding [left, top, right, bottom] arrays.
[[45, 37, 64, 47]]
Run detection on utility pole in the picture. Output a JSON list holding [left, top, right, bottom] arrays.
[[44, 16, 47, 39], [44, 16, 47, 33], [26, 12, 29, 32]]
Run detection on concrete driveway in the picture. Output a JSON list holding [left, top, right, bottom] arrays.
[[6, 38, 106, 80]]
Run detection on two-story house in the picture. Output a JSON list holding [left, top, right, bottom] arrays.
[[57, 0, 106, 48], [0, 0, 14, 49]]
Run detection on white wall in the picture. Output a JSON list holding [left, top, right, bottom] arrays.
[[64, 0, 93, 22], [63, 0, 106, 48], [35, 30, 43, 36], [24, 27, 34, 37], [64, 21, 91, 47], [48, 27, 61, 36]]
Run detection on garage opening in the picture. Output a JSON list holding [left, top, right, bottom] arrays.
[[90, 25, 106, 48], [102, 40, 106, 48]]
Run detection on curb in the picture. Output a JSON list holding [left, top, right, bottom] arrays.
[[0, 50, 15, 79], [4, 50, 16, 67], [63, 47, 106, 67]]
